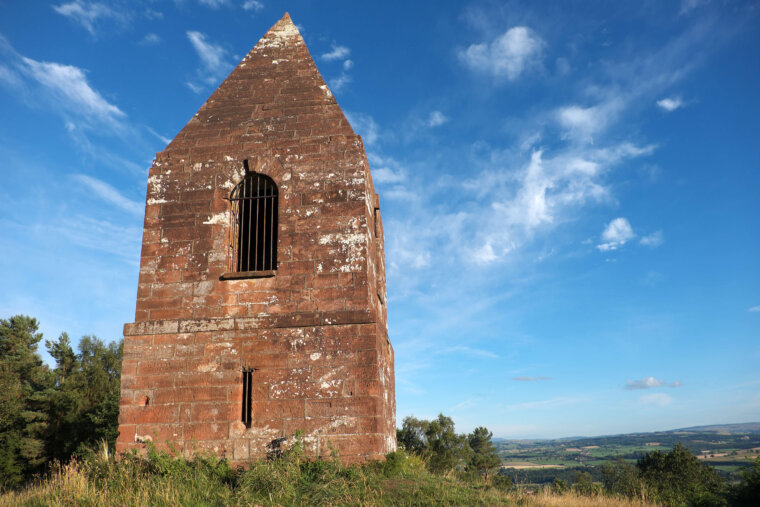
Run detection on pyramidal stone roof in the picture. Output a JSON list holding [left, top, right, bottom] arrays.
[[164, 12, 356, 159]]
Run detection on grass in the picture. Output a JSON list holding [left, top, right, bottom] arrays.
[[0, 445, 658, 507]]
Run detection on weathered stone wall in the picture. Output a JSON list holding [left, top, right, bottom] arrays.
[[117, 13, 395, 463]]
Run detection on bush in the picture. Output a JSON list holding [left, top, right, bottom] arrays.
[[491, 473, 513, 491]]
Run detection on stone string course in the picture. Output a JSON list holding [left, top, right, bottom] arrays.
[[117, 13, 395, 464]]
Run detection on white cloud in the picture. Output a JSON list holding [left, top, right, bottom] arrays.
[[20, 57, 126, 127], [345, 111, 379, 145], [512, 376, 551, 381], [0, 64, 22, 88], [140, 33, 161, 45], [329, 73, 351, 92], [198, 0, 230, 8], [186, 31, 233, 92], [556, 98, 625, 143], [372, 167, 405, 184], [640, 230, 664, 247], [425, 110, 448, 127], [458, 26, 544, 80], [342, 59, 353, 71], [639, 393, 674, 407], [749, 306, 760, 313], [322, 44, 350, 61], [241, 0, 263, 11], [657, 96, 684, 111], [52, 1, 123, 35], [597, 217, 634, 251], [72, 174, 143, 215], [625, 377, 683, 390], [145, 9, 163, 20]]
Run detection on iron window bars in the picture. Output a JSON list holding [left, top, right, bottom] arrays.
[[222, 168, 278, 279]]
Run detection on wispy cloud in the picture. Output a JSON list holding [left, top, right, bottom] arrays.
[[72, 174, 143, 215], [749, 306, 760, 313], [425, 110, 448, 127], [458, 26, 544, 80], [241, 0, 263, 11], [505, 396, 583, 412], [197, 0, 231, 8], [322, 44, 350, 61], [625, 377, 683, 390], [19, 56, 126, 128], [321, 43, 352, 92], [639, 393, 673, 406], [512, 376, 551, 381], [146, 126, 171, 145], [597, 217, 635, 251], [345, 111, 379, 145], [329, 73, 351, 92], [657, 96, 684, 111], [53, 215, 141, 262], [640, 230, 664, 247], [439, 346, 498, 359], [140, 33, 161, 45], [186, 30, 233, 92], [52, 1, 125, 35]]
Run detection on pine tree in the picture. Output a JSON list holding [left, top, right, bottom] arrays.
[[0, 316, 52, 487], [467, 426, 501, 481]]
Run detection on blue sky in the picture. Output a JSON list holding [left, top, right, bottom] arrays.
[[1, 0, 758, 439]]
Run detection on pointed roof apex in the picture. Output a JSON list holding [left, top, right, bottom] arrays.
[[258, 12, 301, 44]]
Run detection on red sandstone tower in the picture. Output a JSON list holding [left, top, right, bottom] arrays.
[[117, 13, 395, 463]]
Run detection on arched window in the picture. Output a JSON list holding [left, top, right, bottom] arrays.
[[228, 169, 278, 276]]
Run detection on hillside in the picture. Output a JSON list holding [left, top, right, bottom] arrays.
[[496, 423, 760, 485]]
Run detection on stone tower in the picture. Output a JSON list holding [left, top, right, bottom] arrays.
[[116, 13, 395, 463]]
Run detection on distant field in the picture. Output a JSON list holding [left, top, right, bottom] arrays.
[[495, 424, 760, 484], [501, 462, 565, 469]]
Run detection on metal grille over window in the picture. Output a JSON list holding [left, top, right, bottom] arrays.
[[228, 170, 278, 276]]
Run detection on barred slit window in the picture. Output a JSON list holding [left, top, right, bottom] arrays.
[[241, 368, 254, 428], [225, 169, 278, 278]]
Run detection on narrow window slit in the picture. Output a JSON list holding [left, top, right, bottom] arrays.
[[242, 368, 254, 428]]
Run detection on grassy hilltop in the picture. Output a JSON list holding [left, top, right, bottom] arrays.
[[0, 445, 654, 507]]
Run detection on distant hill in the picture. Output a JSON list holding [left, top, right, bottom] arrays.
[[672, 422, 760, 433], [493, 422, 760, 443]]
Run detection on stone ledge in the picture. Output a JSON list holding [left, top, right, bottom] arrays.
[[125, 309, 376, 337]]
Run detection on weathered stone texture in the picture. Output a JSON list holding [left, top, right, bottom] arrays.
[[117, 13, 395, 463]]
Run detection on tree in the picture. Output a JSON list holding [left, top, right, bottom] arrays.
[[396, 414, 471, 474], [397, 416, 428, 455], [0, 316, 52, 487], [466, 426, 501, 481], [732, 457, 760, 506], [637, 442, 726, 505], [44, 334, 122, 460], [600, 457, 644, 497], [0, 315, 123, 489]]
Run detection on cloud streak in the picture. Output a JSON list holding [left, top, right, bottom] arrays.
[[625, 377, 683, 390], [72, 174, 143, 215], [19, 56, 126, 128], [52, 1, 125, 35], [186, 31, 233, 92]]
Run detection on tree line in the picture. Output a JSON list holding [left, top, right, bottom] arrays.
[[0, 315, 122, 488], [396, 415, 760, 505]]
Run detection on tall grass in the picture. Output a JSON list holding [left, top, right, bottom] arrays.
[[0, 444, 656, 506]]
